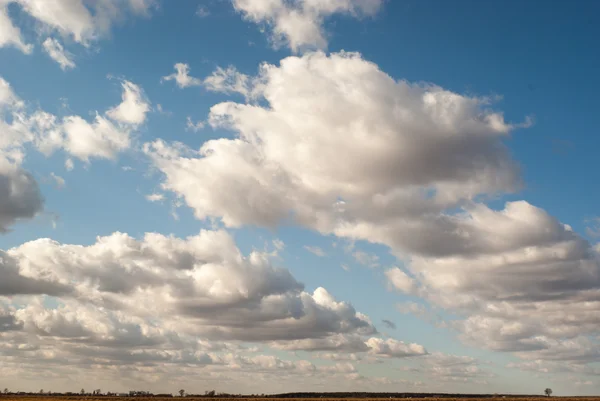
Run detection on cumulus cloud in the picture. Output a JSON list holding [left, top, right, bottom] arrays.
[[106, 81, 150, 125], [3, 229, 375, 343], [42, 37, 75, 70], [26, 79, 148, 162], [5, 0, 155, 48], [0, 158, 43, 232], [161, 63, 202, 88], [365, 337, 427, 358], [232, 0, 383, 52], [146, 51, 523, 232], [0, 228, 441, 390], [140, 51, 600, 367], [0, 78, 44, 232]]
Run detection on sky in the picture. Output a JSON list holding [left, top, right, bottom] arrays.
[[0, 0, 599, 396]]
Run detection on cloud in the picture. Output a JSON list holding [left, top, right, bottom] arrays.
[[50, 172, 65, 189], [0, 158, 43, 232], [0, 78, 44, 232], [3, 229, 375, 343], [42, 37, 75, 70], [106, 81, 150, 125], [161, 63, 202, 88], [145, 193, 164, 202], [26, 79, 148, 163], [365, 337, 427, 358], [385, 267, 416, 294], [0, 2, 33, 53], [232, 0, 383, 52], [203, 66, 254, 99], [186, 116, 205, 132], [138, 52, 600, 367], [7, 0, 155, 47], [304, 245, 325, 257], [2, 230, 443, 390], [352, 250, 379, 268], [0, 251, 71, 295], [146, 51, 523, 232], [381, 319, 396, 330], [196, 5, 211, 18]]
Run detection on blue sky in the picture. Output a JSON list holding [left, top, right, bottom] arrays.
[[1, 0, 599, 396]]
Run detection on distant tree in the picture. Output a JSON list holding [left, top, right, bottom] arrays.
[[4, 388, 8, 394], [179, 389, 185, 397], [39, 389, 44, 394], [545, 388, 553, 397], [81, 388, 86, 395], [206, 390, 216, 397]]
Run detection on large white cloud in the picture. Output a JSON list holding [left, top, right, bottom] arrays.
[[146, 51, 523, 237], [0, 229, 439, 391], [6, 0, 154, 47], [144, 51, 600, 368], [232, 0, 383, 52], [4, 229, 376, 342]]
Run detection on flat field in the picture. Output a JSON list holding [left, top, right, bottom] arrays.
[[2, 397, 600, 401]]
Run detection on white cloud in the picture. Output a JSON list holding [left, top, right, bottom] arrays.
[[365, 337, 428, 358], [10, 0, 155, 46], [145, 193, 164, 202], [203, 66, 254, 99], [27, 79, 148, 163], [42, 37, 75, 70], [304, 245, 325, 257], [186, 116, 205, 132], [106, 81, 150, 126], [232, 0, 383, 52], [0, 228, 397, 391], [49, 172, 65, 188], [64, 158, 74, 171], [385, 267, 416, 294], [139, 52, 600, 367], [0, 2, 33, 53], [161, 63, 202, 88], [60, 114, 130, 162], [146, 51, 522, 235]]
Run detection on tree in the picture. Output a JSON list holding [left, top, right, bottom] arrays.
[[39, 389, 44, 394], [545, 388, 553, 397], [4, 388, 8, 394], [81, 388, 86, 395], [179, 389, 185, 397]]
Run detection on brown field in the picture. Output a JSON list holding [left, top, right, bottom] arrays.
[[2, 398, 600, 401]]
